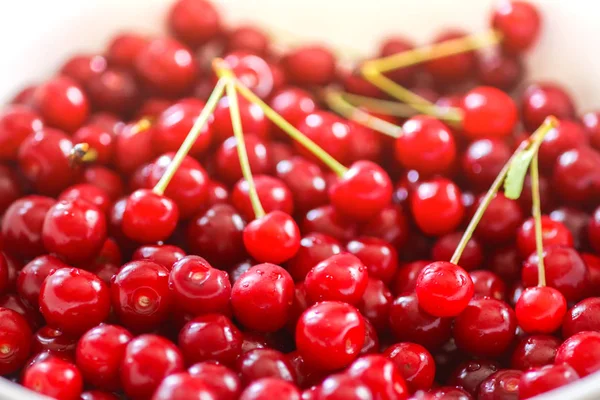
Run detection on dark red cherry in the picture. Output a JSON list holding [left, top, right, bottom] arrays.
[[87, 68, 140, 116], [360, 205, 410, 250], [425, 30, 476, 84], [212, 94, 269, 143], [33, 76, 89, 132], [0, 105, 44, 161], [384, 342, 435, 392], [515, 286, 566, 334], [519, 363, 579, 399], [474, 193, 524, 245], [276, 156, 328, 214], [80, 166, 124, 202], [0, 307, 32, 375], [239, 378, 301, 400], [432, 232, 483, 271], [285, 233, 343, 282], [521, 82, 576, 130], [216, 134, 270, 185], [549, 207, 590, 251], [283, 45, 336, 86], [553, 146, 600, 207], [60, 54, 107, 85], [411, 178, 464, 236], [516, 216, 573, 258], [347, 237, 398, 284], [563, 297, 600, 338], [168, 0, 222, 47], [581, 111, 600, 151], [556, 331, 600, 377], [491, 0, 541, 54], [461, 86, 518, 139], [243, 211, 301, 264], [476, 52, 523, 91], [17, 255, 69, 309], [22, 356, 83, 400], [346, 355, 408, 400], [462, 139, 511, 191], [106, 32, 149, 69], [237, 348, 295, 385], [511, 335, 560, 370], [301, 205, 358, 242], [152, 372, 218, 400], [489, 247, 521, 284], [0, 167, 20, 217], [448, 360, 499, 397], [188, 362, 242, 400], [122, 189, 179, 243], [305, 253, 368, 305], [314, 372, 373, 400], [132, 244, 186, 270], [470, 270, 506, 301], [391, 261, 429, 296], [477, 369, 522, 400], [426, 387, 472, 399]]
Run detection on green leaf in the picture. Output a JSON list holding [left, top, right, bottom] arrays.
[[504, 147, 536, 200]]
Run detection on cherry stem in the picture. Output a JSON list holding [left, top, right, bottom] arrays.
[[212, 58, 349, 177], [152, 78, 227, 196], [530, 153, 546, 287], [323, 88, 402, 138], [130, 117, 153, 135], [338, 91, 452, 119], [68, 143, 98, 167], [450, 116, 558, 266]]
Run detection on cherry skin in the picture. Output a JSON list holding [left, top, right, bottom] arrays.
[[453, 297, 517, 358], [378, 35, 418, 83], [588, 208, 600, 252], [283, 45, 336, 86], [60, 53, 106, 86], [22, 357, 83, 400], [395, 115, 456, 176], [17, 256, 69, 309], [1, 195, 55, 259], [462, 139, 512, 191], [106, 32, 149, 69], [243, 211, 300, 264], [232, 175, 294, 222], [33, 76, 89, 132], [425, 387, 472, 400], [58, 183, 111, 215], [178, 314, 242, 367], [538, 119, 588, 170], [135, 37, 197, 97], [461, 86, 518, 139], [391, 261, 429, 296], [226, 25, 270, 55], [0, 307, 32, 375], [268, 87, 317, 138], [132, 244, 186, 270], [346, 355, 409, 400], [114, 121, 155, 175], [491, 0, 541, 54], [301, 205, 358, 242], [518, 363, 579, 399], [275, 156, 328, 214], [581, 111, 600, 151], [411, 178, 464, 236], [360, 205, 410, 250], [296, 301, 365, 371], [469, 270, 507, 301], [515, 286, 566, 334], [477, 369, 522, 400], [188, 362, 242, 400], [80, 391, 120, 400], [305, 253, 368, 305], [120, 334, 184, 400], [216, 134, 270, 185], [219, 51, 275, 99], [0, 166, 21, 216], [122, 189, 179, 243], [425, 29, 476, 85], [169, 255, 231, 316], [432, 232, 483, 272], [285, 233, 343, 282], [448, 360, 500, 397], [563, 297, 600, 338], [75, 324, 133, 391], [152, 372, 218, 400], [555, 331, 600, 377], [553, 146, 600, 207], [516, 216, 573, 258], [0, 105, 44, 161], [111, 260, 171, 332], [384, 342, 435, 392], [416, 261, 474, 317], [472, 193, 524, 245], [294, 111, 352, 165], [239, 378, 301, 400], [314, 372, 374, 400], [212, 94, 269, 143], [168, 0, 221, 47], [231, 263, 295, 332], [476, 52, 523, 91], [237, 348, 296, 385], [186, 204, 246, 268], [347, 237, 398, 284], [521, 82, 576, 130], [360, 318, 381, 356]]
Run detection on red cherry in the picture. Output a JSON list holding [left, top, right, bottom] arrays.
[[268, 88, 317, 139], [226, 25, 270, 55], [432, 232, 483, 272], [515, 286, 566, 334], [448, 360, 500, 397], [384, 342, 435, 392], [511, 335, 560, 370], [314, 372, 374, 400], [391, 261, 429, 296], [538, 120, 588, 170], [169, 255, 231, 316], [0, 105, 44, 161], [168, 0, 222, 47], [553, 146, 600, 206], [87, 68, 140, 116], [563, 298, 600, 338], [285, 233, 343, 282], [59, 54, 107, 86], [470, 270, 507, 301], [135, 38, 197, 97], [220, 51, 275, 99], [491, 0, 541, 54], [216, 134, 271, 185], [360, 205, 410, 250], [411, 178, 464, 236], [275, 156, 328, 214], [301, 205, 358, 242], [39, 268, 110, 336], [239, 378, 301, 400], [283, 45, 336, 86], [122, 189, 179, 243], [58, 184, 111, 215], [114, 121, 155, 175], [231, 263, 295, 332], [111, 260, 171, 332], [305, 254, 368, 305], [188, 362, 242, 400], [346, 355, 409, 400], [132, 244, 186, 270], [0, 307, 32, 375], [120, 334, 184, 400], [360, 317, 382, 356], [477, 369, 522, 400], [106, 32, 149, 69], [474, 193, 524, 245], [296, 301, 365, 371], [71, 125, 114, 165], [581, 111, 600, 151], [548, 207, 590, 250], [521, 82, 575, 130], [212, 94, 269, 143], [237, 348, 296, 385], [243, 211, 301, 264], [395, 115, 456, 176], [518, 364, 579, 399], [378, 36, 419, 83], [17, 255, 69, 308], [152, 372, 218, 400], [516, 215, 573, 258], [476, 52, 523, 91], [346, 237, 398, 284], [556, 331, 600, 377], [294, 111, 351, 166], [79, 166, 123, 203], [232, 175, 294, 221], [23, 356, 83, 400], [178, 314, 242, 367], [76, 324, 133, 391], [425, 30, 476, 84], [33, 76, 89, 132], [461, 86, 518, 139], [0, 166, 21, 217], [462, 139, 512, 191], [416, 261, 474, 317]]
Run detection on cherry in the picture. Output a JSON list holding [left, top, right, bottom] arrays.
[[301, 205, 358, 242], [75, 324, 132, 391], [425, 30, 476, 84], [226, 25, 270, 55], [360, 205, 410, 250], [515, 286, 566, 334], [395, 115, 456, 176], [487, 247, 520, 284], [18, 128, 79, 195], [305, 253, 368, 305], [114, 121, 155, 175], [462, 139, 512, 191], [283, 45, 336, 86], [391, 261, 429, 296], [135, 37, 197, 97], [432, 232, 483, 271], [239, 378, 301, 400], [276, 156, 328, 214], [285, 233, 343, 282], [424, 387, 472, 400], [80, 391, 120, 400], [178, 313, 242, 366], [314, 372, 373, 400], [70, 126, 114, 166], [1, 195, 55, 259], [212, 94, 270, 143], [87, 68, 140, 116], [448, 360, 499, 397], [268, 87, 317, 139], [584, 255, 600, 297], [518, 363, 579, 399], [58, 184, 111, 215], [555, 331, 600, 377], [0, 105, 44, 161], [186, 204, 246, 268], [77, 167, 121, 204], [491, 0, 541, 54], [132, 244, 186, 270], [60, 54, 107, 85], [416, 261, 474, 317], [411, 178, 464, 236], [538, 120, 588, 170], [360, 319, 380, 355], [188, 362, 242, 400], [31, 326, 77, 357], [237, 348, 295, 385], [470, 270, 507, 301], [244, 211, 300, 263], [120, 334, 184, 400], [296, 301, 365, 371], [0, 167, 20, 219], [563, 297, 600, 338], [477, 369, 522, 400], [220, 51, 275, 99], [122, 189, 179, 243], [581, 111, 600, 151], [516, 216, 573, 258], [232, 175, 294, 222], [0, 307, 32, 375], [550, 206, 590, 250], [152, 372, 218, 400], [384, 342, 435, 392], [553, 146, 600, 207], [294, 111, 352, 165], [217, 134, 270, 185], [106, 32, 149, 69], [11, 84, 37, 105], [521, 82, 576, 130], [169, 255, 231, 316], [33, 76, 89, 132], [168, 0, 221, 47], [231, 263, 294, 332], [389, 292, 452, 350], [522, 246, 589, 302], [476, 52, 523, 91], [346, 355, 409, 400], [453, 297, 516, 358], [87, 112, 124, 133], [346, 237, 398, 284], [22, 356, 83, 400], [461, 86, 518, 139], [471, 193, 523, 245], [378, 35, 419, 83]]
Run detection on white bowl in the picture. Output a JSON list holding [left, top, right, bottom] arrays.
[[1, 0, 599, 399]]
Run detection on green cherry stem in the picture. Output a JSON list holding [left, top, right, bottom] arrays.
[[530, 153, 546, 287], [339, 91, 447, 118], [152, 77, 227, 196], [450, 116, 559, 265]]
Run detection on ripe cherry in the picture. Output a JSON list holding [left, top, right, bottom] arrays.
[[0, 105, 44, 161], [22, 356, 83, 400], [301, 205, 358, 242], [521, 82, 576, 130], [391, 261, 429, 296], [361, 205, 410, 250], [220, 51, 275, 99], [132, 244, 186, 270], [518, 364, 579, 399], [516, 216, 573, 258], [232, 175, 294, 221], [473, 193, 524, 244], [217, 134, 270, 185], [416, 261, 474, 317], [243, 211, 301, 264], [553, 146, 600, 207], [122, 189, 179, 243], [0, 307, 32, 375], [346, 237, 398, 284], [168, 0, 222, 47], [563, 297, 600, 338], [461, 86, 518, 139], [432, 232, 483, 271], [346, 355, 408, 400], [87, 68, 140, 116], [378, 35, 419, 83], [188, 362, 242, 400], [549, 207, 590, 250], [106, 32, 149, 69], [411, 178, 464, 236], [512, 334, 560, 370], [114, 121, 155, 175], [283, 45, 336, 86], [268, 87, 317, 139], [285, 233, 343, 282], [448, 360, 500, 397], [58, 184, 111, 215], [581, 111, 600, 151], [231, 263, 294, 332], [294, 111, 351, 165], [491, 0, 541, 54], [305, 253, 368, 305], [476, 52, 523, 91], [462, 139, 512, 191], [33, 76, 89, 132], [275, 156, 328, 214], [538, 120, 588, 170], [212, 94, 269, 143], [17, 255, 69, 309], [425, 28, 477, 84], [59, 53, 107, 86], [470, 270, 507, 301], [384, 342, 435, 392], [478, 369, 522, 400], [515, 286, 566, 334], [555, 331, 600, 377], [239, 378, 301, 400], [237, 348, 296, 385]]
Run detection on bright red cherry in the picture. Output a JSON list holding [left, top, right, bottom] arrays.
[[294, 111, 352, 165], [0, 105, 44, 161], [178, 314, 242, 367], [22, 356, 83, 400], [283, 45, 336, 86], [219, 51, 275, 99], [462, 139, 512, 191], [111, 260, 171, 332], [73, 124, 115, 166], [39, 268, 110, 336], [240, 378, 301, 400], [411, 178, 464, 236], [301, 205, 358, 242], [476, 52, 523, 91], [511, 335, 560, 370], [60, 54, 107, 86], [237, 348, 295, 385], [563, 298, 600, 338], [516, 216, 573, 258], [58, 184, 111, 215], [122, 189, 179, 243], [491, 0, 541, 54], [555, 331, 600, 377], [168, 0, 221, 47], [212, 94, 270, 143], [226, 25, 270, 55], [521, 82, 576, 130], [416, 261, 474, 317], [231, 263, 295, 332], [268, 87, 317, 138], [152, 372, 218, 400], [42, 199, 107, 263], [106, 32, 149, 69], [538, 120, 588, 170], [425, 30, 476, 84], [384, 342, 435, 392], [0, 307, 32, 375], [17, 255, 69, 309], [553, 146, 600, 207], [346, 355, 408, 400], [581, 111, 600, 151], [305, 254, 368, 305], [346, 237, 398, 284], [216, 134, 271, 185], [188, 362, 242, 400], [76, 324, 133, 391], [121, 334, 184, 400], [243, 211, 301, 264], [515, 286, 566, 334], [296, 301, 365, 371], [461, 86, 518, 139], [285, 233, 343, 282], [33, 76, 89, 132], [518, 364, 579, 399]]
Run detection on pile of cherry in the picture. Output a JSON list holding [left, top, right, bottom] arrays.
[[1, 0, 600, 399]]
